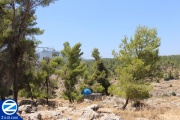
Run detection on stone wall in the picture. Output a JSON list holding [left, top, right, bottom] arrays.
[[83, 93, 103, 101]]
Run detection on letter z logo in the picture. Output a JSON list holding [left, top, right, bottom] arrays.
[[2, 99, 18, 115]]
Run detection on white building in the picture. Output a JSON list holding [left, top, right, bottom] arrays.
[[36, 48, 60, 61]]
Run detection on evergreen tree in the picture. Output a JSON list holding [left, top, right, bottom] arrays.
[[60, 42, 86, 103], [36, 57, 62, 103], [18, 57, 62, 103], [0, 0, 56, 102], [109, 26, 161, 109], [0, 2, 12, 100], [90, 48, 110, 95]]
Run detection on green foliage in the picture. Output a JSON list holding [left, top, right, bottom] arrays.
[[164, 70, 179, 81], [85, 55, 180, 82], [50, 79, 58, 89], [164, 75, 169, 81], [60, 42, 86, 103], [89, 48, 111, 95], [18, 89, 29, 98], [173, 70, 179, 80], [92, 48, 101, 60], [75, 94, 84, 102], [0, 0, 57, 101], [125, 84, 151, 101], [160, 55, 180, 80], [0, 56, 11, 99], [61, 93, 69, 100], [77, 82, 88, 93], [62, 91, 83, 102], [35, 57, 62, 100], [171, 92, 176, 96], [32, 89, 47, 98], [162, 93, 169, 97], [108, 85, 120, 96], [112, 26, 161, 109], [164, 71, 174, 81], [91, 83, 104, 93], [168, 71, 174, 80]]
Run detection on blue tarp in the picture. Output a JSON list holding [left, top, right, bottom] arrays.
[[81, 88, 92, 95]]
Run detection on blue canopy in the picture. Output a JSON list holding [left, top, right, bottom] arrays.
[[81, 88, 92, 95]]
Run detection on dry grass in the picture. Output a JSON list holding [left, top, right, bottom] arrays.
[[114, 107, 176, 120], [157, 108, 180, 120], [109, 104, 180, 120]]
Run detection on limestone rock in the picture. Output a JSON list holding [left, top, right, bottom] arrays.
[[99, 113, 123, 120], [78, 108, 99, 120], [18, 105, 32, 113], [19, 100, 33, 106]]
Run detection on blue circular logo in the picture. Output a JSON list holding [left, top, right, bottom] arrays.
[[2, 99, 18, 115]]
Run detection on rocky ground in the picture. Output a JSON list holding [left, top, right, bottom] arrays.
[[18, 79, 180, 120]]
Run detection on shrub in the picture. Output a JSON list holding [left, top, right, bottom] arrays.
[[75, 94, 83, 103], [162, 93, 169, 97], [164, 74, 170, 81], [169, 84, 172, 87], [108, 85, 118, 96], [61, 91, 83, 102], [126, 84, 150, 101], [164, 71, 174, 81], [173, 70, 179, 80], [18, 89, 29, 98], [91, 83, 104, 93], [171, 92, 176, 96]]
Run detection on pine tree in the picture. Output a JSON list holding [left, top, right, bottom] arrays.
[[90, 48, 110, 95], [109, 26, 161, 109], [60, 42, 86, 103], [0, 0, 56, 102], [37, 57, 62, 104]]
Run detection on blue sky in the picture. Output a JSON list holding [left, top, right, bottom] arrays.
[[35, 0, 180, 59]]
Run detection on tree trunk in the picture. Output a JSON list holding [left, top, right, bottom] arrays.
[[0, 94, 5, 101], [11, 2, 18, 103], [46, 76, 49, 104], [13, 64, 18, 102], [13, 81, 18, 102], [104, 88, 109, 96], [122, 97, 129, 110], [27, 83, 33, 100]]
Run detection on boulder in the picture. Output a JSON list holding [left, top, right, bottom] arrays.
[[48, 101, 57, 108], [78, 108, 99, 120], [36, 99, 47, 106], [32, 106, 37, 112], [78, 104, 101, 119], [19, 100, 33, 106], [18, 105, 32, 113]]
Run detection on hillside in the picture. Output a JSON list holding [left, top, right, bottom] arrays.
[[19, 79, 180, 120]]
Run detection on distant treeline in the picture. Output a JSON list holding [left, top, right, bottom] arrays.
[[84, 55, 180, 79], [160, 55, 180, 70]]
